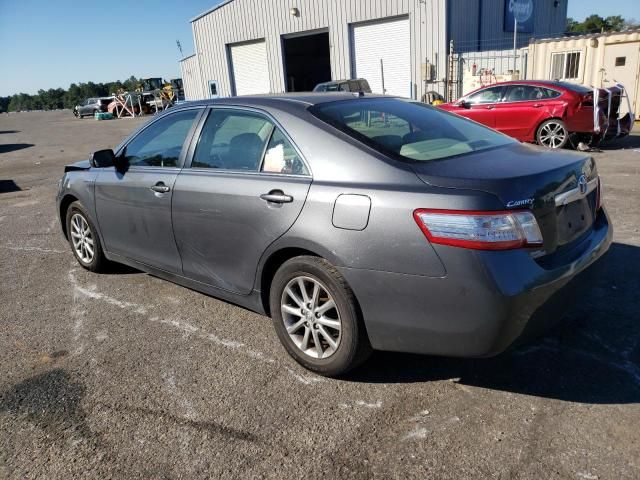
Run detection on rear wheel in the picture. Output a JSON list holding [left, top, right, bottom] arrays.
[[66, 201, 107, 272], [269, 256, 371, 377], [536, 119, 568, 149]]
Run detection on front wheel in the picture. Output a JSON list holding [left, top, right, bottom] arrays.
[[269, 256, 371, 377], [536, 119, 568, 149], [66, 201, 107, 272]]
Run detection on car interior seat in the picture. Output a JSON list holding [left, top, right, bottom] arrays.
[[227, 133, 264, 170]]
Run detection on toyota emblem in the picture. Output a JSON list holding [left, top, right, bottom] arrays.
[[578, 175, 588, 195]]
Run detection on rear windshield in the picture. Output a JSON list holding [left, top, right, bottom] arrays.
[[309, 98, 514, 162]]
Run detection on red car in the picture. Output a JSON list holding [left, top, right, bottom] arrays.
[[438, 80, 633, 149]]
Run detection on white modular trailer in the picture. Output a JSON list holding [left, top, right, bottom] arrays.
[[181, 0, 448, 101], [527, 30, 640, 117]]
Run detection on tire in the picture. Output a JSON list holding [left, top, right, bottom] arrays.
[[536, 119, 568, 149], [269, 256, 372, 377], [65, 201, 107, 273]]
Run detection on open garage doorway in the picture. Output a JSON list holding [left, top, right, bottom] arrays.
[[283, 31, 331, 92]]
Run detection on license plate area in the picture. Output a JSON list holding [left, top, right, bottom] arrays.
[[555, 197, 594, 246]]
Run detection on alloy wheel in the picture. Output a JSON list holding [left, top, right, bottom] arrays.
[[70, 213, 94, 264], [280, 276, 342, 359], [538, 121, 567, 148]]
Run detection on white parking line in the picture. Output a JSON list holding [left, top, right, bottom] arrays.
[[2, 245, 66, 254], [67, 268, 324, 385]]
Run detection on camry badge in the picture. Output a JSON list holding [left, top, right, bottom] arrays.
[[506, 198, 534, 208]]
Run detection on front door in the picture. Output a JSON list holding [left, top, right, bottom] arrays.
[[172, 107, 312, 294], [460, 85, 506, 128], [95, 108, 202, 273]]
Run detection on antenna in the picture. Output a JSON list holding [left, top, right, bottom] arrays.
[[176, 40, 184, 58]]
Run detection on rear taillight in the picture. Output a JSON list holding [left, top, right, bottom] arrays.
[[413, 209, 543, 250]]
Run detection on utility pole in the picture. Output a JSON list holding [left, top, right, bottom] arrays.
[[513, 16, 518, 74], [448, 40, 454, 101]]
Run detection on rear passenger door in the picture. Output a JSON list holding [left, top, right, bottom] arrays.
[[494, 85, 560, 140], [172, 107, 312, 294]]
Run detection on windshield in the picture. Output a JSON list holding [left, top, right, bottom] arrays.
[[309, 98, 514, 162]]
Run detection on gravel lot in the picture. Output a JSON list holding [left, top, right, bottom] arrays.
[[1, 110, 639, 479]]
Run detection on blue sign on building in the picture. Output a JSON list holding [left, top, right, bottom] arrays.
[[505, 0, 535, 33]]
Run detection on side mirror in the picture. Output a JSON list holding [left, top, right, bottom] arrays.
[[459, 100, 471, 109], [91, 149, 116, 168]]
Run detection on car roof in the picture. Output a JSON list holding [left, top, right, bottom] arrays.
[[315, 79, 365, 85], [176, 92, 388, 111], [475, 80, 580, 89]]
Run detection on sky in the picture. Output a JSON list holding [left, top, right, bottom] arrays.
[[567, 0, 638, 22], [0, 0, 223, 96], [0, 0, 638, 96]]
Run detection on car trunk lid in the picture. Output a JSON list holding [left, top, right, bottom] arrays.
[[411, 142, 599, 255]]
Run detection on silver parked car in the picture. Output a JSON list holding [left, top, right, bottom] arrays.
[[57, 93, 612, 376]]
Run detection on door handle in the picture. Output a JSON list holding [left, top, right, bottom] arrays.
[[485, 105, 495, 110], [260, 190, 293, 204], [533, 103, 543, 108], [150, 182, 170, 193]]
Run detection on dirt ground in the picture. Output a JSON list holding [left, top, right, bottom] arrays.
[[1, 110, 639, 479]]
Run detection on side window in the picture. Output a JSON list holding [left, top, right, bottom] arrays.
[[192, 109, 273, 171], [543, 88, 562, 99], [505, 86, 531, 102], [262, 128, 309, 175], [466, 87, 504, 104], [123, 109, 199, 167]]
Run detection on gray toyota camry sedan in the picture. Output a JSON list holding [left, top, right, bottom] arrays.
[[56, 93, 612, 376]]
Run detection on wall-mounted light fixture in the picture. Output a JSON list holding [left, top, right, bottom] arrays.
[[290, 7, 299, 16]]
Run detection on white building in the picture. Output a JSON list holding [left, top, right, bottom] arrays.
[[180, 0, 567, 101]]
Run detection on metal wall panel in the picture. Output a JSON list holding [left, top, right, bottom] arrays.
[[182, 0, 448, 101], [448, 0, 567, 52], [179, 54, 202, 101]]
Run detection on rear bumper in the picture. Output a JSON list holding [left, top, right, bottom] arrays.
[[339, 209, 612, 357]]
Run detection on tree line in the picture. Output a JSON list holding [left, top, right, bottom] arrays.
[[0, 76, 142, 113], [566, 14, 638, 34]]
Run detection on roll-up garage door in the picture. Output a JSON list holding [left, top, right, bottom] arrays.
[[351, 17, 411, 98], [229, 40, 270, 96]]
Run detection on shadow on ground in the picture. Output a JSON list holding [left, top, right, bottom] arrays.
[[0, 130, 20, 135], [0, 180, 21, 193], [347, 242, 640, 405], [0, 368, 258, 445], [0, 143, 34, 154], [600, 130, 640, 150], [0, 368, 90, 435]]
